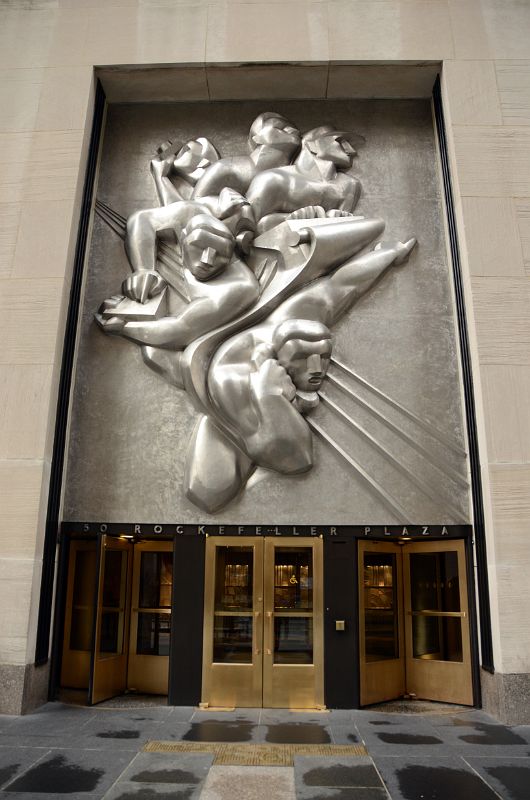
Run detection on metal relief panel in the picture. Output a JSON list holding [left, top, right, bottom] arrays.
[[63, 100, 470, 524]]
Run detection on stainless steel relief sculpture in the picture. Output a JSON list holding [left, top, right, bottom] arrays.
[[94, 112, 440, 515]]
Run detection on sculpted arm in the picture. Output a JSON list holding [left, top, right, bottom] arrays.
[[246, 172, 290, 223], [245, 359, 313, 473], [125, 203, 198, 273], [268, 238, 416, 329], [324, 238, 416, 324], [150, 157, 183, 206], [192, 158, 252, 199], [116, 263, 259, 349]]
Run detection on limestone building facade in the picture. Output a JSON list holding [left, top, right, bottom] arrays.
[[1, 0, 529, 723]]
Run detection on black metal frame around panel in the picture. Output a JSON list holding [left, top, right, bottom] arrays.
[[433, 76, 494, 672], [48, 532, 71, 699], [35, 79, 106, 666], [465, 534, 482, 706]]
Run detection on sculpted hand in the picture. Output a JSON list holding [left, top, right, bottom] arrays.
[[94, 313, 125, 335], [150, 156, 173, 180], [287, 205, 326, 221], [250, 358, 296, 403], [122, 270, 166, 303], [326, 209, 354, 218]]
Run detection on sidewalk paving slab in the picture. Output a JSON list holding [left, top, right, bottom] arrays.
[[296, 789, 388, 799], [463, 756, 530, 800], [1, 703, 530, 798], [116, 752, 213, 784], [102, 783, 203, 799], [200, 765, 295, 800], [0, 749, 49, 791], [0, 749, 134, 797], [373, 755, 502, 800]]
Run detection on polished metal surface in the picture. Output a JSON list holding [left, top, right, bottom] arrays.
[[93, 109, 419, 514], [65, 100, 470, 524]]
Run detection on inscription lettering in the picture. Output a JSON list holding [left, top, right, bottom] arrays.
[[67, 522, 469, 539]]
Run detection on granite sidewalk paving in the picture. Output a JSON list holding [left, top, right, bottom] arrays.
[[0, 702, 529, 799]]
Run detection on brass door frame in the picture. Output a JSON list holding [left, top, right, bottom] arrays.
[[128, 540, 173, 695], [202, 537, 264, 707], [359, 538, 473, 706], [403, 539, 473, 705], [89, 535, 133, 704], [358, 540, 405, 706], [201, 536, 324, 708], [60, 539, 97, 690]]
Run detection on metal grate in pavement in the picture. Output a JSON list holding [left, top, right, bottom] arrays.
[[144, 741, 367, 765]]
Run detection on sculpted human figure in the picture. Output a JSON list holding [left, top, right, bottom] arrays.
[[184, 236, 416, 512], [96, 205, 259, 386], [94, 115, 299, 380], [246, 125, 362, 233], [150, 112, 301, 207], [94, 112, 418, 514]]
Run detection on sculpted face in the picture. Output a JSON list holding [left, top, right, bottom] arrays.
[[173, 137, 219, 181], [316, 133, 356, 169], [181, 214, 235, 281], [250, 113, 301, 155], [277, 337, 332, 392]]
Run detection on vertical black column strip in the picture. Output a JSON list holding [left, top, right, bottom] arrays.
[[47, 533, 71, 698], [35, 79, 106, 666], [168, 535, 205, 705], [433, 76, 494, 672], [323, 538, 358, 708]]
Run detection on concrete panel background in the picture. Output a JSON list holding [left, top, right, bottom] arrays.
[[63, 99, 469, 526]]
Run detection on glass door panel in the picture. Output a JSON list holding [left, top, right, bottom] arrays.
[[409, 551, 463, 662], [263, 539, 323, 709], [89, 535, 132, 704], [128, 541, 173, 695], [359, 541, 405, 706], [61, 540, 97, 690], [99, 548, 128, 654], [403, 540, 473, 705], [213, 546, 254, 664], [273, 547, 313, 665], [364, 552, 399, 662], [202, 538, 263, 708]]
